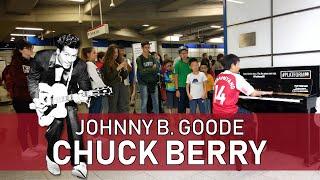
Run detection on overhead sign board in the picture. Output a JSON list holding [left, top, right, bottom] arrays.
[[87, 24, 109, 39]]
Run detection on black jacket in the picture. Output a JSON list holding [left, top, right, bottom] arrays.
[[27, 50, 91, 100]]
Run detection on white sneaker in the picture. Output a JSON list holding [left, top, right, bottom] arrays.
[[21, 148, 39, 159], [72, 162, 87, 179], [46, 155, 60, 176], [32, 144, 47, 152]]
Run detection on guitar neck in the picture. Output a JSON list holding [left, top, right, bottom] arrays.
[[52, 91, 90, 104]]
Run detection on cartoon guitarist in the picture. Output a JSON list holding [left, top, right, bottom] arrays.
[[28, 34, 90, 178]]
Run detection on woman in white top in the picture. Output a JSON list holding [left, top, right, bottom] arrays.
[[82, 47, 106, 114]]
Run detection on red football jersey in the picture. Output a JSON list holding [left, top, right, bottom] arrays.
[[213, 70, 254, 114]]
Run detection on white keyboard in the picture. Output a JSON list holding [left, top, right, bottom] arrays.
[[239, 95, 303, 103]]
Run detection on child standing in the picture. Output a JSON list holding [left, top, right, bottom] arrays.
[[200, 61, 214, 113], [163, 59, 178, 113], [186, 58, 207, 114]]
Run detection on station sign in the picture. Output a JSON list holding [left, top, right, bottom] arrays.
[[87, 24, 109, 39]]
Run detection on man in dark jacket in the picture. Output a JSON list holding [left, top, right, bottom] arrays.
[[27, 34, 90, 178], [136, 41, 160, 113]]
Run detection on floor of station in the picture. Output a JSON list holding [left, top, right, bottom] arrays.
[[1, 170, 320, 180]]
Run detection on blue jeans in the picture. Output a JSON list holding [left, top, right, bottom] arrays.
[[204, 99, 211, 114], [139, 84, 159, 114], [101, 96, 109, 114], [189, 99, 206, 114], [237, 106, 251, 114], [89, 96, 102, 114]]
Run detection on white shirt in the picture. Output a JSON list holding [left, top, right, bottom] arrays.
[[54, 57, 71, 85], [123, 58, 132, 86], [186, 72, 207, 99], [86, 61, 106, 89]]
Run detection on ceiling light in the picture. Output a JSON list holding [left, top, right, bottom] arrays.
[[10, 37, 15, 39], [69, 0, 85, 2], [142, 24, 150, 27], [227, 0, 244, 4], [208, 37, 224, 43], [163, 35, 180, 42], [211, 25, 221, 28], [10, 33, 36, 37], [142, 26, 159, 32], [110, 0, 115, 7], [10, 39, 14, 42], [173, 34, 183, 37], [15, 27, 44, 31]]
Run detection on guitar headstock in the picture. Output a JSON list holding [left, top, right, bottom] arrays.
[[89, 86, 113, 97]]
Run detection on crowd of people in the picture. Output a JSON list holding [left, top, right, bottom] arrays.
[[0, 38, 226, 162], [82, 41, 226, 114], [2, 35, 274, 178], [2, 39, 227, 116]]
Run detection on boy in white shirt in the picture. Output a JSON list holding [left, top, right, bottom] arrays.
[[186, 58, 207, 114]]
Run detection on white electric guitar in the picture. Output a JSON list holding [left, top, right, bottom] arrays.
[[29, 83, 112, 127]]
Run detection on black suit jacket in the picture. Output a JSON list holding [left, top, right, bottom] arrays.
[[27, 50, 91, 101]]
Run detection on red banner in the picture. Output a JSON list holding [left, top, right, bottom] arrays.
[[0, 113, 319, 170]]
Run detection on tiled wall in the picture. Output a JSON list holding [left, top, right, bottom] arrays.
[[226, 0, 320, 68]]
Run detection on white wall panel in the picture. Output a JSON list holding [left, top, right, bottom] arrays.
[[273, 0, 320, 15], [0, 51, 13, 64], [227, 0, 271, 25], [215, 48, 224, 56], [273, 9, 320, 54], [227, 19, 271, 57], [273, 53, 320, 67], [239, 56, 272, 68]]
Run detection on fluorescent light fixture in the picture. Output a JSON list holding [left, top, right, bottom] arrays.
[[10, 37, 15, 39], [162, 35, 180, 42], [211, 25, 221, 28], [11, 33, 36, 37], [142, 24, 150, 27], [142, 26, 159, 32], [227, 0, 244, 4], [15, 27, 44, 31], [208, 37, 224, 43], [10, 39, 14, 42], [69, 0, 85, 2], [173, 34, 183, 37]]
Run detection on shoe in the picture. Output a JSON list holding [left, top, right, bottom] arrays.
[[32, 144, 47, 152], [21, 148, 39, 159], [72, 162, 87, 179], [46, 155, 60, 176]]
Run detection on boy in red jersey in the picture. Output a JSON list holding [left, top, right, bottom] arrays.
[[213, 54, 273, 114]]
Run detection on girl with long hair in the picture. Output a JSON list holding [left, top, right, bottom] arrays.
[[103, 44, 130, 113]]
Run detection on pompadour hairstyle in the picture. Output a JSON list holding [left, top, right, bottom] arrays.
[[56, 34, 80, 51]]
